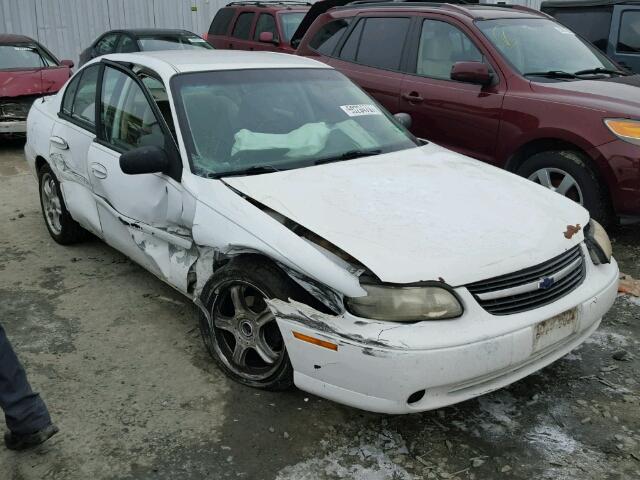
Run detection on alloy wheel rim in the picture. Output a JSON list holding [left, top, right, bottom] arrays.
[[209, 281, 284, 381], [41, 173, 63, 235], [528, 167, 584, 205]]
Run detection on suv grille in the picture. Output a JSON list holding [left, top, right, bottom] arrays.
[[466, 245, 585, 315]]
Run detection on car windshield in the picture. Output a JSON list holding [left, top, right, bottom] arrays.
[[476, 18, 618, 78], [0, 44, 52, 69], [171, 68, 418, 178], [138, 34, 213, 51], [280, 12, 307, 42]]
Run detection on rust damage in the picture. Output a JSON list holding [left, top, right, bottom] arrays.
[[564, 223, 582, 239]]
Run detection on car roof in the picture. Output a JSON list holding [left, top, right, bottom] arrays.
[[224, 1, 311, 11], [0, 34, 36, 44], [542, 0, 640, 8], [103, 29, 196, 37], [100, 50, 329, 75], [333, 2, 545, 20]]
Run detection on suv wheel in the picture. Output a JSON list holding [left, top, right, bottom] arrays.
[[517, 150, 612, 226]]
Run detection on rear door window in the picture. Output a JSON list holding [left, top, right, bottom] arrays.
[[618, 10, 640, 53], [339, 18, 364, 62], [341, 17, 410, 71], [117, 35, 138, 53], [310, 18, 352, 55], [552, 7, 613, 51], [254, 14, 279, 42], [232, 12, 255, 40], [209, 8, 235, 35], [416, 20, 483, 79]]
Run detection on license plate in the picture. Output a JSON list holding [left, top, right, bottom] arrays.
[[533, 308, 578, 352]]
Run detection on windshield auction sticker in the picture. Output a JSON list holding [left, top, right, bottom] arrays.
[[340, 104, 382, 117]]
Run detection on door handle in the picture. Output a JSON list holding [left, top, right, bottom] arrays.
[[401, 92, 424, 103], [90, 162, 108, 179], [49, 136, 69, 150]]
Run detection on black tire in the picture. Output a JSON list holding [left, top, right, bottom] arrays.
[[198, 256, 298, 391], [38, 164, 89, 244], [517, 150, 612, 227]]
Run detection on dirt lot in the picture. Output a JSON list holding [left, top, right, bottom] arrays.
[[0, 137, 638, 480]]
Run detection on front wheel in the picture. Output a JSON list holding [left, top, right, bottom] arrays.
[[517, 150, 612, 227], [198, 257, 296, 391]]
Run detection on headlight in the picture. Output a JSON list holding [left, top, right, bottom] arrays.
[[604, 119, 640, 146], [584, 219, 612, 264], [345, 283, 463, 322]]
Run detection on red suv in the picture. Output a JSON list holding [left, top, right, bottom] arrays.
[[204, 1, 311, 53], [296, 2, 640, 225]]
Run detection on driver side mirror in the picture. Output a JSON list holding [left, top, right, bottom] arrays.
[[120, 146, 169, 176], [259, 32, 278, 44], [60, 59, 74, 68], [450, 61, 493, 86]]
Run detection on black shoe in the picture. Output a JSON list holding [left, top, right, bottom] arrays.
[[4, 424, 59, 451]]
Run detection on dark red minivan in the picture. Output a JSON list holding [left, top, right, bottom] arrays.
[[204, 1, 311, 53], [296, 2, 640, 225]]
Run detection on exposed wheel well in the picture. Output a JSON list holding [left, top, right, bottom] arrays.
[[35, 156, 47, 173], [505, 139, 587, 173]]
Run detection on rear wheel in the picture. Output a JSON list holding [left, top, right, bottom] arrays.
[[38, 164, 89, 244], [517, 150, 612, 226], [198, 257, 296, 391]]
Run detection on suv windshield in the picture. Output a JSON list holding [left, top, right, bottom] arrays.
[[138, 34, 213, 51], [476, 18, 618, 78], [280, 12, 306, 41], [172, 68, 417, 178], [0, 44, 56, 69]]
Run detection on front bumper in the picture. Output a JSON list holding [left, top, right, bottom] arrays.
[[273, 250, 619, 414], [0, 120, 26, 133], [592, 139, 640, 217]]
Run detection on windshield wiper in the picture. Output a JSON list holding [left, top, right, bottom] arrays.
[[208, 165, 281, 179], [524, 70, 576, 79], [313, 148, 382, 166], [573, 67, 629, 77]]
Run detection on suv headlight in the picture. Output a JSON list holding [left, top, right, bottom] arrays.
[[345, 283, 463, 321], [584, 219, 612, 264], [604, 119, 640, 146]]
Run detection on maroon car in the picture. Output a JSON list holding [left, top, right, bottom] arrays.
[[204, 1, 311, 54], [296, 2, 640, 225], [0, 34, 73, 134]]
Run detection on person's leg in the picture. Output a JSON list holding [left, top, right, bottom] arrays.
[[0, 323, 57, 449]]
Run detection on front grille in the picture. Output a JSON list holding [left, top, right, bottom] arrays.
[[466, 245, 585, 315]]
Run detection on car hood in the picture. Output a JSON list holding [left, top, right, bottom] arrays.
[[224, 143, 589, 287], [0, 69, 44, 97], [531, 75, 640, 114]]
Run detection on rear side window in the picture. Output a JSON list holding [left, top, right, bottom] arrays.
[[341, 17, 410, 70], [62, 64, 100, 128], [232, 12, 255, 39], [254, 14, 279, 42], [117, 35, 137, 53], [209, 8, 235, 35], [551, 7, 613, 52], [339, 18, 364, 61], [310, 18, 352, 55], [618, 10, 640, 53], [95, 33, 120, 55]]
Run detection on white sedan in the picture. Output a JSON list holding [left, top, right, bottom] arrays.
[[25, 51, 619, 414]]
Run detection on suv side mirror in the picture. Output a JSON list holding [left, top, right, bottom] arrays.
[[393, 112, 412, 129], [450, 61, 493, 86], [60, 59, 74, 68], [259, 32, 277, 44], [120, 146, 170, 175]]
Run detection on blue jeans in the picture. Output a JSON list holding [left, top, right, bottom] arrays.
[[0, 323, 52, 435]]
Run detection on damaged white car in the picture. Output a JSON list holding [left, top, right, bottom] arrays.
[[25, 51, 619, 414]]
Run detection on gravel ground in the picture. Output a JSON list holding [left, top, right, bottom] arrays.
[[1, 137, 638, 480]]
